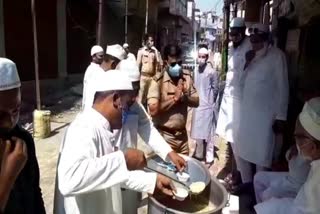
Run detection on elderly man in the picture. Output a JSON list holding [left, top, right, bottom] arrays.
[[255, 97, 320, 214], [123, 43, 136, 62], [236, 23, 289, 183], [82, 45, 104, 110], [0, 58, 45, 213], [54, 70, 174, 214], [83, 44, 126, 110], [116, 60, 186, 214], [191, 47, 219, 164], [215, 17, 251, 188], [147, 44, 199, 155], [137, 34, 160, 106]]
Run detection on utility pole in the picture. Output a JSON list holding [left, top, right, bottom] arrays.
[[125, 0, 128, 42], [222, 1, 230, 74], [97, 0, 103, 45], [31, 0, 41, 110], [193, 10, 197, 71], [145, 0, 148, 34]]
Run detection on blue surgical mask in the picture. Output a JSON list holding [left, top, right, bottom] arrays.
[[122, 110, 129, 124], [168, 64, 182, 77]]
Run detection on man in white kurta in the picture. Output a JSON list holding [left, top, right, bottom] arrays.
[[123, 43, 136, 62], [191, 47, 219, 164], [235, 23, 289, 183], [254, 146, 310, 203], [215, 18, 251, 186], [255, 97, 320, 214], [82, 45, 104, 110], [83, 44, 126, 110], [115, 60, 186, 213], [216, 18, 251, 145], [54, 70, 174, 214]]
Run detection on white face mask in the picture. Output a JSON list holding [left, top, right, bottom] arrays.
[[296, 144, 313, 161]]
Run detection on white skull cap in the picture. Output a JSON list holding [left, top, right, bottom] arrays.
[[106, 44, 126, 61], [299, 97, 320, 141], [94, 69, 133, 93], [123, 43, 129, 48], [90, 45, 104, 56], [198, 48, 209, 55], [118, 60, 140, 82], [251, 23, 270, 33], [230, 17, 245, 28], [0, 58, 21, 91]]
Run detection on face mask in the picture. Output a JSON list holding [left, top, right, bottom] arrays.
[[168, 64, 182, 77], [122, 109, 129, 124], [198, 58, 206, 66], [296, 144, 312, 161]]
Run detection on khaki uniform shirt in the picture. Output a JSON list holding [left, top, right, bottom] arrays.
[[137, 47, 158, 75], [147, 69, 198, 130]]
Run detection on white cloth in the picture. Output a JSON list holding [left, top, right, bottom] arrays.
[[118, 60, 140, 82], [216, 37, 251, 143], [94, 69, 133, 92], [106, 44, 126, 60], [114, 102, 172, 160], [91, 45, 103, 56], [191, 63, 219, 140], [254, 152, 310, 203], [198, 48, 209, 55], [236, 46, 289, 167], [299, 97, 320, 141], [82, 63, 104, 110], [127, 53, 137, 62], [0, 58, 21, 91], [113, 102, 172, 214], [54, 108, 157, 214], [230, 17, 245, 28], [235, 155, 266, 183], [254, 159, 320, 214]]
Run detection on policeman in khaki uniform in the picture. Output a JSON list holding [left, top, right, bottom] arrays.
[[147, 44, 199, 155], [137, 34, 159, 105]]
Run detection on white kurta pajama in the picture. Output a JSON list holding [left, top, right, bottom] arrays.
[[54, 108, 157, 214], [82, 63, 104, 110], [254, 151, 311, 203], [216, 37, 251, 144], [191, 63, 219, 162], [255, 159, 320, 214], [236, 45, 289, 169], [113, 101, 173, 214]]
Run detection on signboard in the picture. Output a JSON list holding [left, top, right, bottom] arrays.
[[187, 1, 194, 18]]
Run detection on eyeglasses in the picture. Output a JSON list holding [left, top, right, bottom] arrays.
[[248, 28, 266, 35]]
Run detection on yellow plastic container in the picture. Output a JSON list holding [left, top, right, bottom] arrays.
[[33, 110, 51, 139]]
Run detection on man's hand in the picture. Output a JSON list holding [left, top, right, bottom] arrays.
[[154, 174, 175, 196], [173, 79, 184, 103], [273, 120, 286, 134], [168, 151, 186, 172], [0, 137, 28, 182], [124, 148, 147, 171]]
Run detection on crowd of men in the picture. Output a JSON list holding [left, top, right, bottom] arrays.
[[0, 17, 319, 214]]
